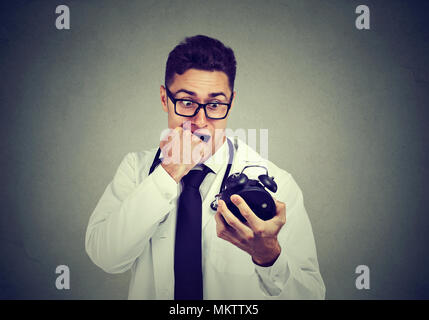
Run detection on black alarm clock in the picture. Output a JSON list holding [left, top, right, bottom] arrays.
[[211, 165, 277, 222]]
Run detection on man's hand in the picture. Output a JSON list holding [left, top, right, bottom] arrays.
[[159, 124, 210, 183], [214, 195, 286, 267]]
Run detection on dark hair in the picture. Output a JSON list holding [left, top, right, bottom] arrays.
[[165, 35, 237, 91]]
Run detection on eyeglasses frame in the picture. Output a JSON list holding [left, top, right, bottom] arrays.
[[164, 85, 233, 120]]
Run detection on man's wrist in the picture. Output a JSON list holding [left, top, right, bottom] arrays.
[[252, 242, 281, 267]]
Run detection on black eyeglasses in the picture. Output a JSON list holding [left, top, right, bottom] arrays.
[[165, 86, 233, 120]]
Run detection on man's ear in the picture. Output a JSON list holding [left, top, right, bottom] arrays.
[[230, 91, 236, 110], [160, 85, 168, 113]]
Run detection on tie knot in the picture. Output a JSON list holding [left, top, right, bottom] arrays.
[[182, 165, 212, 189]]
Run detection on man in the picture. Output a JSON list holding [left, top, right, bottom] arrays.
[[85, 35, 325, 299]]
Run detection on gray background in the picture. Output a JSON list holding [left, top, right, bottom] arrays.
[[1, 0, 428, 299]]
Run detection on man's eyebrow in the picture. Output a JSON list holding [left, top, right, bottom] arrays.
[[174, 89, 228, 99], [208, 92, 228, 98], [174, 89, 196, 96]]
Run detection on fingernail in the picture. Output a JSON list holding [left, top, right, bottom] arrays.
[[231, 195, 239, 204]]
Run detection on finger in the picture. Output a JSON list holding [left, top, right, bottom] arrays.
[[218, 200, 253, 239], [214, 212, 248, 249], [173, 126, 183, 136], [189, 135, 205, 164], [182, 127, 193, 143], [181, 120, 192, 131], [162, 127, 179, 145], [230, 194, 264, 233], [170, 127, 182, 145], [221, 231, 248, 251], [214, 211, 236, 240], [272, 198, 286, 226]]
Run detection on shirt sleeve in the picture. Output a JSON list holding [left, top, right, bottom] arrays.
[[254, 173, 326, 299], [85, 152, 178, 274]]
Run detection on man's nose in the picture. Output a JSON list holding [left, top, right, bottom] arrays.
[[193, 107, 207, 126]]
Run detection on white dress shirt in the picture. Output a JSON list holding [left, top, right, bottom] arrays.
[[85, 137, 325, 299]]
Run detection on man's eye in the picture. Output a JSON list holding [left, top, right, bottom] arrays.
[[181, 101, 194, 107], [207, 102, 223, 109]]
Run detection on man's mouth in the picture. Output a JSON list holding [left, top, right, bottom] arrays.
[[192, 127, 211, 142], [193, 131, 211, 142], [182, 122, 211, 142]]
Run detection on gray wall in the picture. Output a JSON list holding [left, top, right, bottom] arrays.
[[1, 0, 428, 299]]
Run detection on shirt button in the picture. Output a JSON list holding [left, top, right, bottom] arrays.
[[165, 192, 172, 199]]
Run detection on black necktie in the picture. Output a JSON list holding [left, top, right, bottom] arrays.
[[174, 165, 211, 300]]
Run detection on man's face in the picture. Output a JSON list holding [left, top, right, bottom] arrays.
[[160, 68, 235, 155]]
